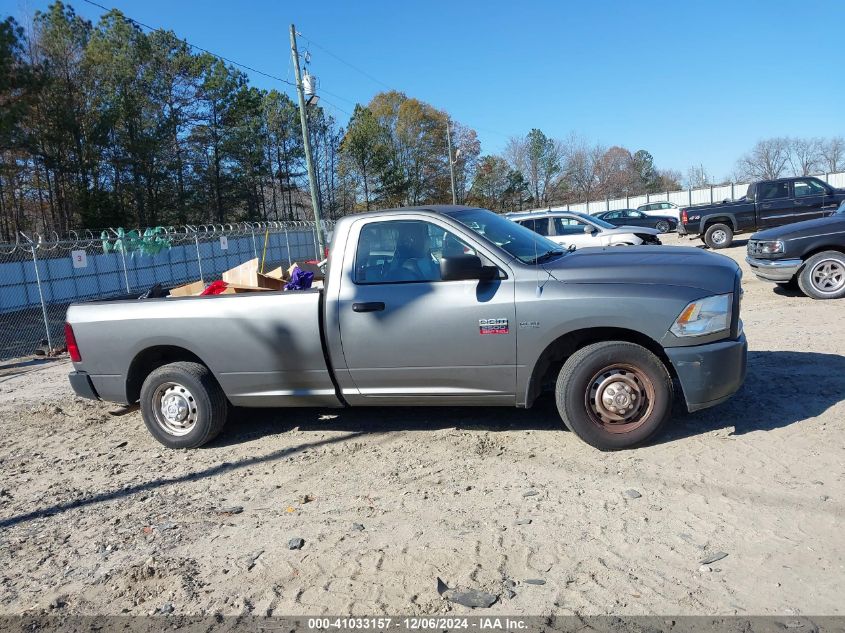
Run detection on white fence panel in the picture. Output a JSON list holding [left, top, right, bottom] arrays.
[[711, 185, 735, 201], [828, 173, 845, 188], [668, 191, 690, 206]]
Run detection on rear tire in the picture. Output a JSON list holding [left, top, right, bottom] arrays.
[[797, 251, 845, 300], [703, 223, 733, 249], [555, 341, 674, 450], [655, 220, 671, 233], [140, 361, 228, 449]]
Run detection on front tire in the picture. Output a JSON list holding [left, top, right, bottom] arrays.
[[703, 223, 733, 249], [797, 251, 845, 300], [555, 341, 674, 450], [140, 361, 228, 448]]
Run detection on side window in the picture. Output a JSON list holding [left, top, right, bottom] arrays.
[[519, 218, 550, 236], [660, 203, 671, 210], [624, 210, 643, 218], [604, 212, 621, 220], [553, 217, 589, 235], [354, 220, 475, 284], [793, 179, 827, 198], [757, 181, 790, 200]]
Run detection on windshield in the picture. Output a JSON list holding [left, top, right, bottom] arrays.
[[446, 209, 565, 264], [575, 212, 615, 229]]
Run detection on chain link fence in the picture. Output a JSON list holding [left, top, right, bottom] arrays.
[[0, 221, 331, 361]]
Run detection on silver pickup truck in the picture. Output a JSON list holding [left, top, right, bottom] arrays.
[[66, 206, 747, 451]]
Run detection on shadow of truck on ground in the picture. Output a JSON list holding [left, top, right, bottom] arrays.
[[219, 350, 845, 446]]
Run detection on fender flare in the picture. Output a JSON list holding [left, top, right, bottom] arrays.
[[697, 213, 738, 235]]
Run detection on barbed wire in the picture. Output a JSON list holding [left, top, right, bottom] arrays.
[[0, 220, 334, 254]]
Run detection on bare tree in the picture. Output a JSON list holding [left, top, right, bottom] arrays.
[[503, 136, 527, 179], [820, 136, 844, 173], [685, 164, 710, 188], [504, 130, 563, 206], [593, 146, 635, 198], [560, 135, 603, 204], [735, 138, 791, 180], [788, 137, 822, 176]]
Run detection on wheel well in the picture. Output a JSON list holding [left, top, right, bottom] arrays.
[[126, 346, 207, 403], [802, 245, 845, 262], [526, 327, 678, 406], [703, 217, 734, 231]]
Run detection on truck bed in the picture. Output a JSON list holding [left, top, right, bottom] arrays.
[[66, 289, 341, 408]]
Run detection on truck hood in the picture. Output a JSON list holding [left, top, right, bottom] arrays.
[[543, 245, 739, 295], [751, 214, 845, 240]]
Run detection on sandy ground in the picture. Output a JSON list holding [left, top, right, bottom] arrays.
[[0, 234, 843, 618]]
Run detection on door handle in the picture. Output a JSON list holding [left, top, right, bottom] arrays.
[[352, 302, 385, 313]]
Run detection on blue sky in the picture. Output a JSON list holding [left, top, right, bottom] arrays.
[[10, 0, 845, 180]]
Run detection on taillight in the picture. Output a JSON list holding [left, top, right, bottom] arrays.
[[65, 322, 81, 362], [681, 209, 688, 224]]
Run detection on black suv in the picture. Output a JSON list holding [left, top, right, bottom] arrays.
[[679, 176, 845, 249], [746, 201, 845, 299]]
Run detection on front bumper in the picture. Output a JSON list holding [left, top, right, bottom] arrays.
[[69, 370, 100, 400], [665, 334, 747, 413], [745, 256, 802, 283]]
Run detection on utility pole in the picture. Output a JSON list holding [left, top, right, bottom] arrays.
[[290, 24, 326, 256], [446, 118, 457, 205]]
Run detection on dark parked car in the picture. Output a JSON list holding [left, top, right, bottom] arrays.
[[593, 209, 677, 233], [679, 176, 845, 249], [746, 201, 845, 300]]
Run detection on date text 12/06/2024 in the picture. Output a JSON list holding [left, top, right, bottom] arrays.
[[307, 617, 529, 630]]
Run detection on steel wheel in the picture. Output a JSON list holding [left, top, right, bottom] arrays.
[[556, 341, 673, 450], [584, 363, 655, 434], [810, 259, 845, 294], [656, 220, 670, 233], [151, 382, 198, 436], [711, 229, 727, 245]]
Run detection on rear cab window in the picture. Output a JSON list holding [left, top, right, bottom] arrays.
[[757, 181, 790, 200]]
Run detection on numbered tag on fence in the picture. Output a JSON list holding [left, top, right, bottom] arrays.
[[71, 250, 88, 269], [219, 236, 228, 250]]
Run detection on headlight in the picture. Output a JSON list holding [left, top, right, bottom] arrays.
[[670, 294, 732, 337], [757, 240, 784, 254]]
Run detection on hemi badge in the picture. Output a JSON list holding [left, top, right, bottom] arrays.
[[479, 318, 509, 335]]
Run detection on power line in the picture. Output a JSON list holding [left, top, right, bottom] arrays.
[[298, 33, 392, 90], [81, 0, 296, 88], [299, 30, 512, 138], [78, 1, 510, 137], [317, 96, 352, 119]]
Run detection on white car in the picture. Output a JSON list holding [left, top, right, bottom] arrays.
[[637, 201, 681, 221], [505, 211, 661, 250]]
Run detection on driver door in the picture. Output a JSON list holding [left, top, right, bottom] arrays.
[[336, 217, 516, 405]]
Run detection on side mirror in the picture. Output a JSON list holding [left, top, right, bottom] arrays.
[[584, 225, 597, 234], [441, 255, 498, 281]]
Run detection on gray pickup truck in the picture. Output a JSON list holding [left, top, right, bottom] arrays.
[[66, 206, 747, 451]]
